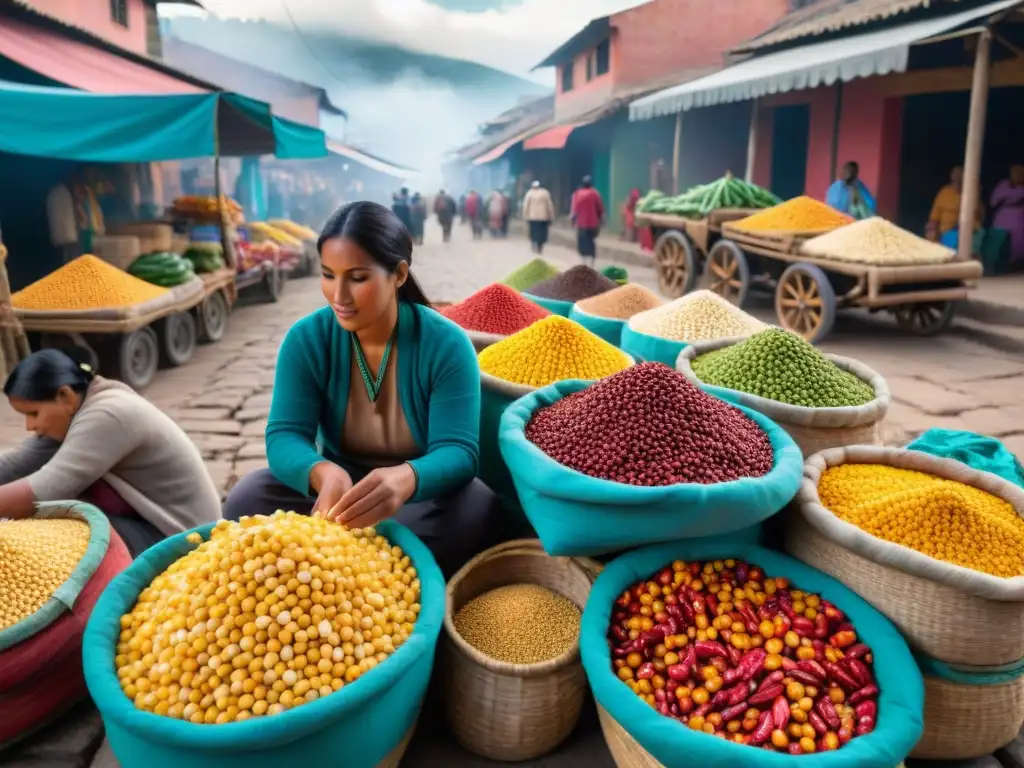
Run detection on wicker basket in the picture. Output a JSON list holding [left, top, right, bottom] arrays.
[[790, 446, 1024, 665], [441, 539, 601, 761], [912, 674, 1024, 760], [92, 236, 142, 271], [597, 706, 665, 768]]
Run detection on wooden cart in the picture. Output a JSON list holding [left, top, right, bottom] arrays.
[[17, 270, 236, 391], [706, 224, 983, 343], [637, 209, 757, 298]]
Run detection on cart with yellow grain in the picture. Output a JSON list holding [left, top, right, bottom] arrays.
[[707, 203, 983, 343]]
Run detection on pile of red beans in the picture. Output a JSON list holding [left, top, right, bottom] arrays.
[[524, 363, 773, 486], [609, 558, 880, 754]]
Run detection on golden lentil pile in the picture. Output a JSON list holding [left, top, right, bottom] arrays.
[[0, 518, 90, 630], [12, 255, 169, 311], [115, 513, 420, 723], [453, 584, 580, 664], [629, 290, 766, 342], [801, 218, 955, 266], [818, 464, 1024, 578], [478, 315, 631, 387], [731, 197, 853, 233], [576, 283, 664, 320]]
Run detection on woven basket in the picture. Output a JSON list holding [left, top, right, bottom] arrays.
[[441, 539, 601, 761], [790, 446, 1024, 665], [597, 706, 664, 768], [92, 236, 142, 271], [677, 339, 890, 456], [912, 674, 1024, 759], [377, 722, 416, 767]]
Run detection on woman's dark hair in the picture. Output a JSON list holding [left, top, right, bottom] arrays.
[[317, 201, 430, 306], [4, 348, 95, 401]]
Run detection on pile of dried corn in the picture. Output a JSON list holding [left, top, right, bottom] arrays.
[[801, 217, 955, 266], [12, 255, 169, 311]]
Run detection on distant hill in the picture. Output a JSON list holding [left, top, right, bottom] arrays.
[[162, 16, 548, 176]]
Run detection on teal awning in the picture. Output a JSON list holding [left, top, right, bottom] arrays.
[[273, 116, 328, 160], [219, 93, 327, 159]]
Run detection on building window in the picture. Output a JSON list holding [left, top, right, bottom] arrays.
[[596, 39, 610, 76], [561, 61, 574, 92], [586, 54, 594, 82], [110, 0, 128, 27]]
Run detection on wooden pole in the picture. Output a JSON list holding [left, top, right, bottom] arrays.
[[672, 111, 682, 195], [958, 28, 992, 262], [745, 98, 760, 184]]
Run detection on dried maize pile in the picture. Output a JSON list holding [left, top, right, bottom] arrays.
[[0, 518, 90, 631], [819, 464, 1024, 577], [115, 512, 420, 723], [629, 290, 765, 341], [576, 283, 663, 320], [12, 255, 168, 311], [478, 315, 631, 387], [249, 223, 303, 248], [268, 220, 317, 241], [730, 196, 853, 233], [801, 217, 955, 266]]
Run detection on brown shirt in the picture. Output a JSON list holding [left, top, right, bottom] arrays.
[[341, 347, 419, 468]]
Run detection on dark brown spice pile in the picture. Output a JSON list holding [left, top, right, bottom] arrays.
[[526, 265, 618, 302], [524, 362, 774, 486]]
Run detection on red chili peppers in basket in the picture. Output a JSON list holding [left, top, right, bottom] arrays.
[[609, 558, 880, 754], [525, 363, 774, 486]]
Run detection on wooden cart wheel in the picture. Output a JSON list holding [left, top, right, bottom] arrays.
[[260, 265, 284, 304], [157, 312, 197, 368], [114, 327, 159, 391], [774, 263, 837, 344], [704, 240, 750, 306], [198, 290, 230, 343], [653, 230, 698, 299], [893, 301, 956, 336]]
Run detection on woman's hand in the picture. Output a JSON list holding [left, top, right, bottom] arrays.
[[310, 462, 354, 518], [326, 464, 417, 528]]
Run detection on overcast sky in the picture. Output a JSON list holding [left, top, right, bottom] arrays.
[[162, 0, 644, 81]]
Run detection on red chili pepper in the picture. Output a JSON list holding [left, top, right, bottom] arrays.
[[727, 646, 744, 667], [748, 684, 783, 706], [792, 616, 815, 637], [750, 710, 773, 745], [856, 716, 876, 736], [637, 663, 655, 680], [739, 649, 767, 681], [815, 697, 841, 730], [845, 643, 871, 660], [848, 684, 879, 705], [808, 711, 828, 735], [825, 661, 861, 692], [845, 657, 874, 687], [855, 700, 877, 720], [720, 702, 749, 722], [705, 593, 719, 615], [755, 671, 784, 694], [788, 670, 820, 686], [781, 657, 798, 672], [694, 640, 728, 659], [640, 627, 668, 645], [814, 613, 830, 639], [772, 695, 791, 730], [610, 625, 628, 642], [798, 659, 827, 682], [692, 702, 712, 720]]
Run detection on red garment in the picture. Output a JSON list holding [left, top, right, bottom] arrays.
[[623, 188, 641, 230], [80, 478, 137, 518], [465, 193, 480, 218], [572, 187, 605, 229]]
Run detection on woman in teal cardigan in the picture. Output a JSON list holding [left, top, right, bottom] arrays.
[[223, 201, 506, 576]]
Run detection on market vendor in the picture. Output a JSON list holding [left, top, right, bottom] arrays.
[[927, 165, 984, 243], [0, 349, 221, 556], [222, 200, 509, 577], [825, 161, 876, 219]]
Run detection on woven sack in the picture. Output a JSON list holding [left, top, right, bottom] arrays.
[[909, 654, 1024, 759], [464, 329, 506, 354], [677, 339, 891, 456], [620, 322, 689, 367], [499, 379, 803, 556], [568, 304, 625, 346], [107, 223, 173, 255], [522, 292, 573, 317], [0, 502, 132, 748], [83, 520, 443, 768], [582, 540, 924, 768], [790, 445, 1024, 665], [93, 235, 142, 271], [441, 539, 601, 761]]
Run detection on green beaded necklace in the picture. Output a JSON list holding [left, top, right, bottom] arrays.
[[351, 321, 396, 403]]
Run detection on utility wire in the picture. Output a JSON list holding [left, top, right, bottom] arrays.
[[277, 0, 348, 86]]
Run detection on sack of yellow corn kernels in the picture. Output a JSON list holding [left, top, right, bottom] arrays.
[[81, 516, 444, 768], [676, 330, 891, 457], [0, 502, 132, 748], [789, 445, 1024, 759]]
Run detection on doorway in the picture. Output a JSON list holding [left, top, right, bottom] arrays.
[[770, 105, 810, 201]]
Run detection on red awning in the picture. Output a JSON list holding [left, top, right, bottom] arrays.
[[471, 135, 523, 166], [523, 124, 580, 151], [0, 17, 205, 94]]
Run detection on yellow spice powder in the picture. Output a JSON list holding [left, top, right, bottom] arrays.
[[12, 255, 169, 311]]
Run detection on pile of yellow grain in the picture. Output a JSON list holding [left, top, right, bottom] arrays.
[[12, 255, 169, 311], [730, 196, 853, 234], [801, 217, 955, 266]]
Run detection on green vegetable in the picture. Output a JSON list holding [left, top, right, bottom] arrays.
[[128, 252, 195, 287], [636, 174, 782, 219], [691, 328, 875, 408]]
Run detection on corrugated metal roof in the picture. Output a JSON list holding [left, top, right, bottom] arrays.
[[732, 0, 967, 53]]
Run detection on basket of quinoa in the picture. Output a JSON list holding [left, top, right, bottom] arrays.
[[568, 283, 664, 347]]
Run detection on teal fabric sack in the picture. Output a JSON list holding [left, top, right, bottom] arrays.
[[522, 293, 572, 317], [908, 428, 1024, 489], [621, 323, 688, 366], [582, 541, 924, 767], [82, 520, 444, 768], [478, 379, 525, 512], [568, 304, 625, 346], [498, 379, 804, 556]]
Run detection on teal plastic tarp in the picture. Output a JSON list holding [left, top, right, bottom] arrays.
[[273, 116, 329, 160]]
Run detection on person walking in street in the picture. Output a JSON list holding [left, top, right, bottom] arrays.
[[392, 187, 412, 233], [991, 164, 1024, 268], [487, 190, 506, 238], [222, 201, 513, 578], [465, 190, 483, 240], [434, 189, 457, 243], [571, 175, 604, 265], [409, 192, 427, 246], [825, 161, 876, 220], [622, 188, 641, 242], [522, 180, 554, 254]]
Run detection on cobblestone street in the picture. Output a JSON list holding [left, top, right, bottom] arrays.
[[2, 222, 1021, 498]]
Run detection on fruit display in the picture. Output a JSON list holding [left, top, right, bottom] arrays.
[[250, 222, 304, 249], [609, 557, 881, 753], [182, 243, 226, 274], [114, 513, 420, 722], [172, 196, 243, 223], [525, 363, 773, 487], [440, 283, 550, 336], [12, 254, 168, 311], [268, 220, 317, 241], [128, 252, 196, 288], [637, 174, 781, 219], [246, 241, 281, 269]]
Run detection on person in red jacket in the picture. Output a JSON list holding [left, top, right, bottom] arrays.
[[571, 175, 604, 265]]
